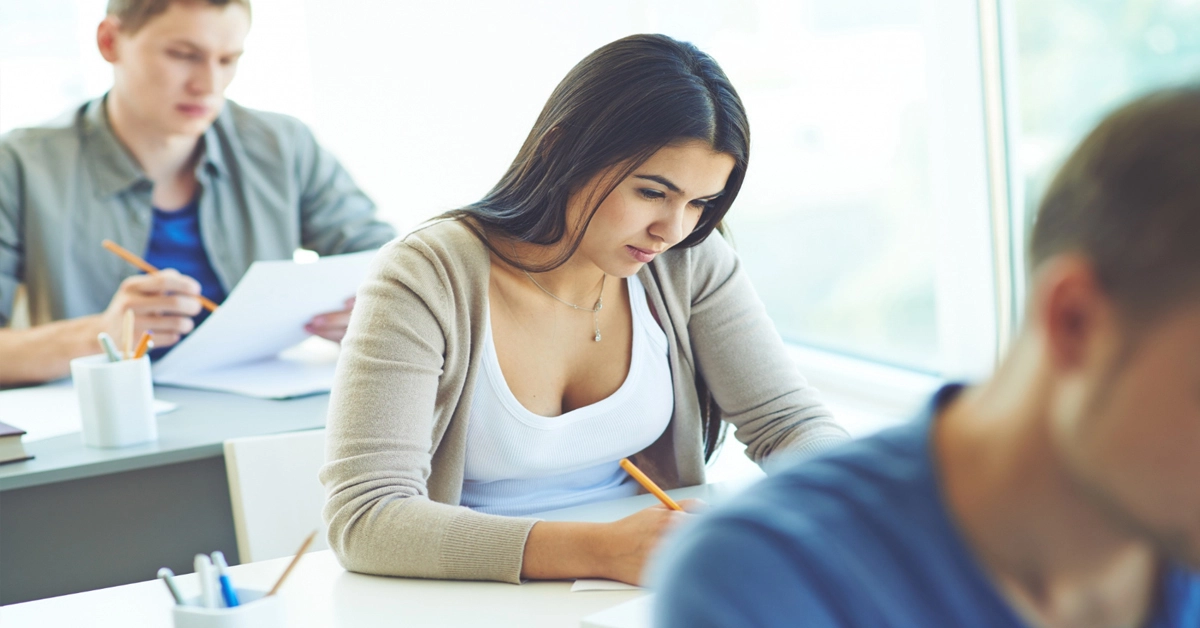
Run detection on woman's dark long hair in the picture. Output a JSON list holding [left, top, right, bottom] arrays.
[[443, 33, 749, 461], [443, 33, 750, 273]]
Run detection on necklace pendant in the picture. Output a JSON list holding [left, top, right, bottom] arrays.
[[594, 331, 602, 342]]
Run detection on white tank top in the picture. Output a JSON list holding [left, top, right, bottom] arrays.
[[460, 274, 674, 516]]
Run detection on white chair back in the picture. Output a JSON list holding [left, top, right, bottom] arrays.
[[223, 429, 329, 563]]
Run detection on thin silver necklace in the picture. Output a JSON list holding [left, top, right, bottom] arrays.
[[520, 268, 606, 342]]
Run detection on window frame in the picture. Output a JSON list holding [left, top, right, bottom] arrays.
[[783, 0, 1002, 426]]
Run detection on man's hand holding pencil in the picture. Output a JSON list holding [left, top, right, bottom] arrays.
[[97, 269, 204, 350]]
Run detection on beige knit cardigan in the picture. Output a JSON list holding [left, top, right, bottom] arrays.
[[320, 219, 849, 583]]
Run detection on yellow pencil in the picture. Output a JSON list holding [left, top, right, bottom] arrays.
[[619, 458, 683, 511], [102, 240, 220, 312], [132, 332, 153, 360]]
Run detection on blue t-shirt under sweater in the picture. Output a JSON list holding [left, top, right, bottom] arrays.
[[142, 199, 227, 358], [651, 385, 1200, 628]]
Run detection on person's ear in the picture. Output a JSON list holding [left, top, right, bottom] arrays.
[[1032, 254, 1116, 374], [97, 17, 123, 64]]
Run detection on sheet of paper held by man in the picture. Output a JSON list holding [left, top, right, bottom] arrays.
[[152, 250, 376, 399]]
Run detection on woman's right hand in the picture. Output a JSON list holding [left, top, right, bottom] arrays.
[[593, 498, 704, 585]]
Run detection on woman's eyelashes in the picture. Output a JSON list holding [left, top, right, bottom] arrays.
[[638, 188, 713, 210]]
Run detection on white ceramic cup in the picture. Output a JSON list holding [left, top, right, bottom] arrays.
[[173, 590, 285, 628], [69, 353, 157, 448]]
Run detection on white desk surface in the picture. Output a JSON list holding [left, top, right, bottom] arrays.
[[0, 481, 757, 627], [0, 385, 328, 491]]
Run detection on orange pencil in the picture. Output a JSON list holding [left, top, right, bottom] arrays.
[[619, 458, 683, 511], [267, 530, 318, 596], [132, 332, 153, 359], [101, 240, 220, 312]]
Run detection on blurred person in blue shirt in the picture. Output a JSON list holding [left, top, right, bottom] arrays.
[[651, 86, 1200, 628]]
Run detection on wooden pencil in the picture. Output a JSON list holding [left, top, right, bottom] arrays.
[[101, 240, 220, 312], [132, 332, 154, 360], [619, 458, 683, 511], [123, 309, 134, 360], [267, 530, 318, 596]]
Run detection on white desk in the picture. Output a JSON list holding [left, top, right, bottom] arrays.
[[0, 482, 755, 627], [0, 385, 329, 603]]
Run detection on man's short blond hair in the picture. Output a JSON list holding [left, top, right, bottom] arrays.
[[106, 0, 251, 33]]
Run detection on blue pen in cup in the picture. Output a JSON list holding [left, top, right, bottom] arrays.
[[212, 551, 240, 608]]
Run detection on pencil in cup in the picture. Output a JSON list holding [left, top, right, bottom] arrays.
[[101, 240, 220, 312], [123, 309, 135, 359], [267, 530, 318, 596], [618, 458, 684, 511], [133, 332, 154, 360]]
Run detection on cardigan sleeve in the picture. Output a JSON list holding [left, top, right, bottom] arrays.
[[685, 234, 851, 465], [319, 237, 537, 583]]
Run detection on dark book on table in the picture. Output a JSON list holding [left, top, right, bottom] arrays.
[[0, 420, 33, 465]]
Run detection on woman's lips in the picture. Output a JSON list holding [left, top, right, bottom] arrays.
[[627, 245, 658, 263]]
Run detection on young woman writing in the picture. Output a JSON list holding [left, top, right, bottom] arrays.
[[321, 33, 849, 585]]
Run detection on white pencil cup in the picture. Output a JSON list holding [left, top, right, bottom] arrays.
[[69, 353, 158, 448], [173, 590, 285, 628]]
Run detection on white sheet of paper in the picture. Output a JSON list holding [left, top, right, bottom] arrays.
[[572, 579, 642, 592], [580, 594, 653, 628], [0, 382, 177, 442], [155, 352, 338, 399], [152, 251, 374, 398]]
